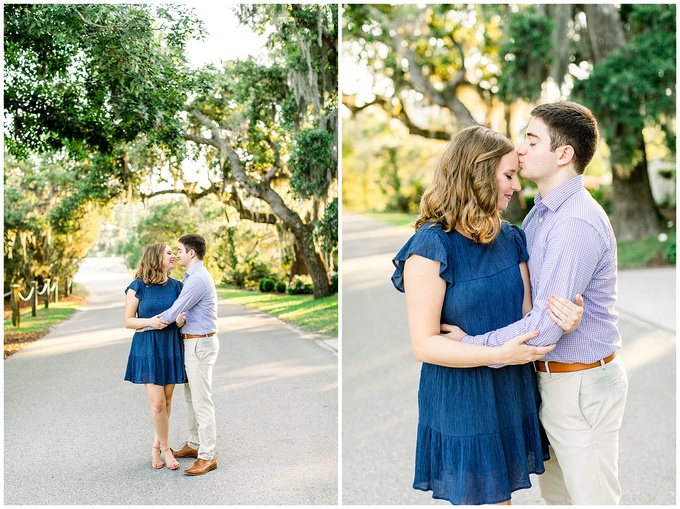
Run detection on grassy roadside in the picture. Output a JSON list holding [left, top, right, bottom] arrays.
[[216, 287, 338, 338], [361, 211, 676, 270], [3, 285, 89, 359]]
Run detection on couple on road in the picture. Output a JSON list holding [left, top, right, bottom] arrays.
[[393, 102, 628, 505], [123, 233, 219, 476]]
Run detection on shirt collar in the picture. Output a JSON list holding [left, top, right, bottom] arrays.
[[185, 261, 204, 277], [534, 174, 584, 212]]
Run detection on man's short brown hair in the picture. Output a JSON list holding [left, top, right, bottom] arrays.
[[179, 234, 207, 260], [531, 101, 599, 174]]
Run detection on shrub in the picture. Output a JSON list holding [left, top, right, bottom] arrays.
[[275, 281, 287, 293], [664, 239, 676, 264], [287, 274, 313, 295], [330, 272, 338, 294], [259, 278, 275, 293]]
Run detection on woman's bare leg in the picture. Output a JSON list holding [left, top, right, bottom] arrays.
[[145, 383, 179, 469]]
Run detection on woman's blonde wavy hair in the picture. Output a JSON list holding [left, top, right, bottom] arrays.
[[134, 243, 170, 286], [415, 125, 515, 244]]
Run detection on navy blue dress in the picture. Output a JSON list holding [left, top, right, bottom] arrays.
[[392, 222, 549, 505], [124, 278, 187, 386]]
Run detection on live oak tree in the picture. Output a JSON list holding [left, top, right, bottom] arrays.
[[343, 4, 675, 240], [4, 4, 203, 288], [5, 4, 339, 298], [499, 4, 675, 241], [175, 4, 338, 298]]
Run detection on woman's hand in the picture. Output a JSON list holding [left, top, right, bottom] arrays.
[[439, 323, 466, 341], [548, 294, 584, 333], [148, 314, 170, 330], [496, 331, 555, 365], [176, 312, 186, 328]]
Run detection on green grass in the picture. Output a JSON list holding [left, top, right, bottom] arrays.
[[362, 211, 417, 228], [4, 284, 89, 336], [4, 302, 84, 334], [216, 287, 338, 338], [4, 286, 89, 357], [617, 229, 676, 269]]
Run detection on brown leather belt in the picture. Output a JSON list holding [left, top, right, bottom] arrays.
[[181, 332, 216, 339], [535, 353, 616, 373]]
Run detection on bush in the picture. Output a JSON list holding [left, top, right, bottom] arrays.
[[330, 273, 338, 294], [287, 274, 313, 295], [275, 281, 287, 293], [259, 278, 275, 293], [664, 239, 676, 264]]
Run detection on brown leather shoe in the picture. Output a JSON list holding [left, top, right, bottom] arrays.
[[172, 443, 198, 458], [184, 457, 217, 476]]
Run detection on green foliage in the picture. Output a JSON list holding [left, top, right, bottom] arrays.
[[587, 186, 613, 216], [664, 240, 676, 264], [289, 129, 335, 199], [275, 281, 287, 293], [314, 198, 338, 255], [4, 151, 104, 290], [287, 274, 313, 295], [617, 229, 676, 269], [342, 108, 444, 212], [497, 7, 554, 103], [259, 278, 276, 293], [330, 273, 338, 294], [4, 4, 203, 159], [573, 4, 676, 169], [118, 199, 199, 270]]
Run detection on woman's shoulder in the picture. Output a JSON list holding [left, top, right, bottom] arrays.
[[499, 221, 528, 260], [500, 221, 525, 239], [125, 278, 145, 295]]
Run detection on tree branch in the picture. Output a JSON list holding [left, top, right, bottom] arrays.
[[343, 94, 451, 140]]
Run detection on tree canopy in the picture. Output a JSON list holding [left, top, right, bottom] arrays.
[[4, 3, 203, 158], [4, 4, 339, 298], [342, 4, 676, 240]]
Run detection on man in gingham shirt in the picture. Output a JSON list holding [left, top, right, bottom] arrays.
[[457, 102, 628, 504]]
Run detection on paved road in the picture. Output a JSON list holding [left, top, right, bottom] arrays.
[[5, 257, 338, 505], [342, 213, 676, 505]]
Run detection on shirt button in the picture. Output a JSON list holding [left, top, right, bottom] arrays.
[[539, 218, 543, 223]]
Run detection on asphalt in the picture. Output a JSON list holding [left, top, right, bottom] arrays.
[[342, 213, 676, 505], [4, 257, 338, 505]]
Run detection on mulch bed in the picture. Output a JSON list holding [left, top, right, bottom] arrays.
[[4, 293, 86, 359]]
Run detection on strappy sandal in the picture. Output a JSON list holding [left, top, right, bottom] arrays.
[[152, 446, 164, 469], [162, 447, 180, 470]]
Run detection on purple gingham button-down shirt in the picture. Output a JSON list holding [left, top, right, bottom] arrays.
[[160, 261, 218, 335], [462, 174, 621, 363]]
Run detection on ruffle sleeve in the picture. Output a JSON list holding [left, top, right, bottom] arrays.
[[125, 278, 144, 296], [506, 222, 529, 264], [391, 225, 453, 293]]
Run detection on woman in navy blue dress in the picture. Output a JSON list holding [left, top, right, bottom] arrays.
[[391, 126, 583, 504], [124, 243, 187, 470]]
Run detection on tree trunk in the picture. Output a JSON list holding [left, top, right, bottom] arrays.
[[290, 240, 310, 281], [223, 144, 332, 299], [611, 140, 663, 242], [583, 4, 661, 241], [256, 186, 331, 299], [188, 109, 333, 299]]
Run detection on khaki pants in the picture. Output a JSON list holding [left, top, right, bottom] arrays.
[[537, 355, 628, 505], [184, 336, 220, 460]]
